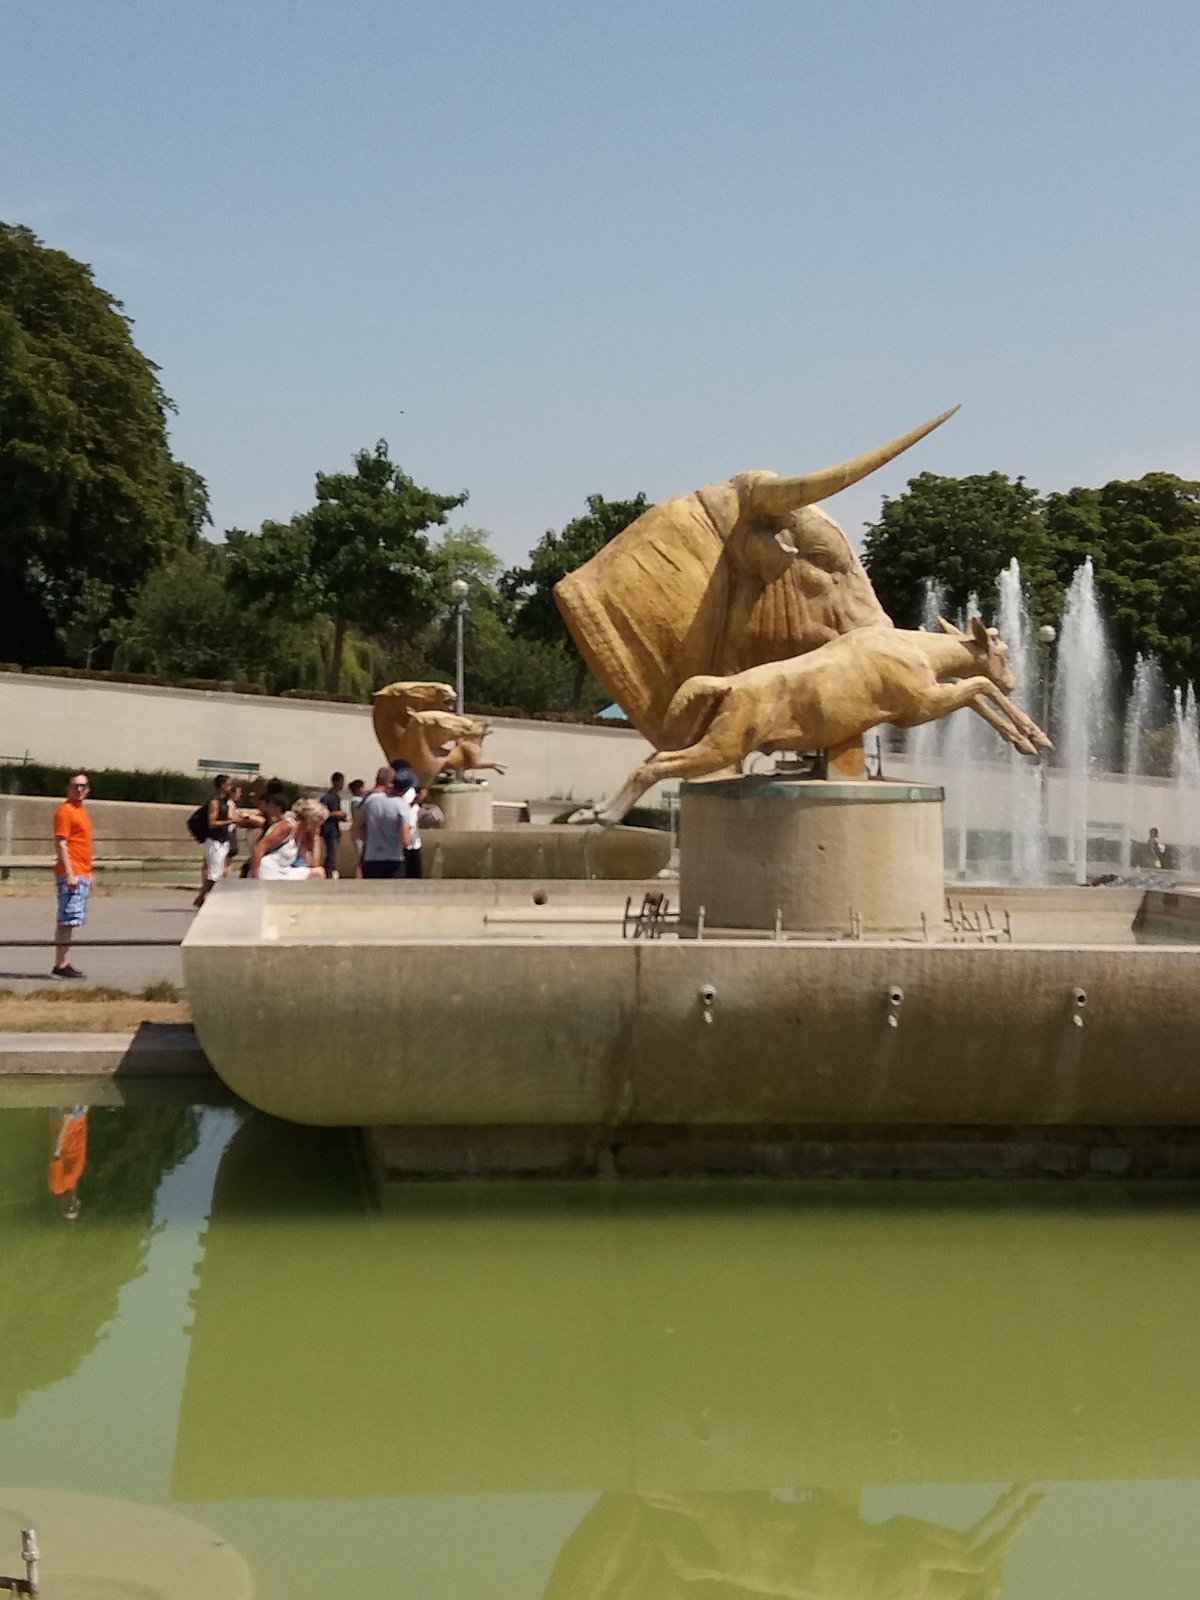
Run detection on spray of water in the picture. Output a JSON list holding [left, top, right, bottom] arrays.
[[904, 579, 948, 775], [1173, 683, 1200, 872], [1053, 559, 1114, 883], [920, 580, 946, 632], [1121, 654, 1165, 868], [941, 590, 993, 879], [897, 558, 1200, 882], [994, 559, 1044, 882]]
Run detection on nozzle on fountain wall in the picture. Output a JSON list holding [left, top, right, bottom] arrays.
[[699, 983, 716, 1023], [887, 986, 904, 1028], [1071, 987, 1087, 1027]]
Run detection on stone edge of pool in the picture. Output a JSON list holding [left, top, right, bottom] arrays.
[[7, 876, 1200, 1178], [171, 879, 1200, 1179], [0, 1023, 212, 1076]]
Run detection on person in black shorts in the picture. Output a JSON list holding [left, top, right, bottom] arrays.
[[318, 771, 347, 880]]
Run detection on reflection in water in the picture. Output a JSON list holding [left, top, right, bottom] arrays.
[[174, 1116, 1200, 1502], [8, 1107, 1200, 1596], [48, 1106, 88, 1220], [0, 1106, 200, 1418], [545, 1487, 1043, 1600]]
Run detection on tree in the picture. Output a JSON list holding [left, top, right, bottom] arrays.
[[56, 577, 115, 668], [225, 441, 465, 693], [504, 492, 649, 703], [107, 547, 245, 680], [861, 472, 1060, 628], [1043, 474, 1200, 687], [436, 525, 501, 589], [0, 222, 201, 663]]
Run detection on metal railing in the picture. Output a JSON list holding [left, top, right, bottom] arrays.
[[0, 1528, 38, 1596]]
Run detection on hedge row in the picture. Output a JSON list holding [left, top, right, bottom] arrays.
[[0, 764, 308, 806], [0, 664, 631, 726], [0, 763, 210, 805]]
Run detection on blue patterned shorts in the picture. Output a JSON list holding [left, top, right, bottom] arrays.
[[55, 875, 91, 928]]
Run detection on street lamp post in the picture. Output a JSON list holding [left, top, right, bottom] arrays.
[[1037, 623, 1057, 735], [450, 578, 469, 715]]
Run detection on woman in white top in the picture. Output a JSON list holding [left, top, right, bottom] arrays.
[[249, 796, 328, 881]]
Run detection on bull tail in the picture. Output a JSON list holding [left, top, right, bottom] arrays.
[[664, 674, 730, 748]]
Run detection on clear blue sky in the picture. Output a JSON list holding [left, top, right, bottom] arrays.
[[4, 0, 1198, 565]]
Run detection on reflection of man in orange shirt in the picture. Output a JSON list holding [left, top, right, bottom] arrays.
[[52, 772, 93, 980], [49, 1107, 88, 1220]]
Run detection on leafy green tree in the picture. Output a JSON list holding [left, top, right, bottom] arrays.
[[504, 492, 648, 703], [861, 472, 1060, 628], [57, 577, 115, 668], [108, 547, 244, 679], [462, 609, 583, 712], [0, 222, 200, 663], [436, 524, 501, 588], [389, 526, 584, 713], [225, 441, 464, 693], [108, 544, 387, 697], [1043, 474, 1200, 687]]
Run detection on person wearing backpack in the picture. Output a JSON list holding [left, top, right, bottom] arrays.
[[191, 774, 236, 910]]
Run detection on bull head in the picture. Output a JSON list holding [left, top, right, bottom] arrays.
[[555, 406, 960, 748]]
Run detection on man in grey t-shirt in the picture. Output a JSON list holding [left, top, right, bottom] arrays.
[[352, 766, 411, 879]]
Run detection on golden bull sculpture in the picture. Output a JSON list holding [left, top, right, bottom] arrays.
[[553, 407, 1050, 823]]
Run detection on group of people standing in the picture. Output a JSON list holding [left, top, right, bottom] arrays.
[[353, 763, 438, 879], [193, 764, 439, 905]]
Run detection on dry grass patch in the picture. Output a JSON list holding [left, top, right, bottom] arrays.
[[0, 983, 190, 1032]]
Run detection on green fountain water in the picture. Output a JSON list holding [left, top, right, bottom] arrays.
[[2, 1098, 1200, 1597]]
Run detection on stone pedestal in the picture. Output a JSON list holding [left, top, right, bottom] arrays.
[[678, 774, 945, 939], [436, 782, 493, 832]]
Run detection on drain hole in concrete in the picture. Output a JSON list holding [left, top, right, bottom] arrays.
[[532, 889, 548, 905]]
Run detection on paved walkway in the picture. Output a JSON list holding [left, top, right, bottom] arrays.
[[0, 888, 195, 991]]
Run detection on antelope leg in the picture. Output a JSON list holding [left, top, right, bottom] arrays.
[[974, 684, 1052, 748], [917, 679, 1038, 755], [969, 695, 1041, 751]]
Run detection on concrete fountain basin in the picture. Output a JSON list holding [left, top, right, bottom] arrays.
[[183, 879, 1200, 1174]]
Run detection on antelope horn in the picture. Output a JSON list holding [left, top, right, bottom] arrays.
[[937, 616, 962, 636], [746, 405, 960, 518]]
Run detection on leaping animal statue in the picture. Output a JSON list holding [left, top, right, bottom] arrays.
[[371, 681, 507, 786], [572, 616, 1050, 825], [543, 1483, 1045, 1600]]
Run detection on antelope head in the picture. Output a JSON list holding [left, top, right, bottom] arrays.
[[937, 615, 1016, 693]]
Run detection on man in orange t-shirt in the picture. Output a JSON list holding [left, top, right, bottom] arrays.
[[52, 772, 93, 979]]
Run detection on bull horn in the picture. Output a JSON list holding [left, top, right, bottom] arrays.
[[746, 405, 960, 518]]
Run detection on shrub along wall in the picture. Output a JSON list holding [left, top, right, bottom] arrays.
[[0, 764, 307, 806], [0, 763, 209, 805]]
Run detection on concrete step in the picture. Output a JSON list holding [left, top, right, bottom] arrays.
[[0, 1023, 211, 1076]]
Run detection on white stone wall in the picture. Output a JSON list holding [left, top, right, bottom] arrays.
[[1, 672, 1194, 856], [0, 672, 657, 808]]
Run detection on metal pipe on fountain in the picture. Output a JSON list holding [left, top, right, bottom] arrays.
[[0, 1528, 39, 1597]]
